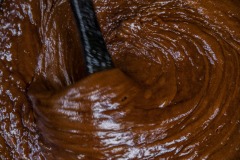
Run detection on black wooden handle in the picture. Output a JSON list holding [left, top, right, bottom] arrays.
[[70, 0, 114, 74]]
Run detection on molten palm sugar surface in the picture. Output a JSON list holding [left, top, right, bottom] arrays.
[[1, 0, 240, 159]]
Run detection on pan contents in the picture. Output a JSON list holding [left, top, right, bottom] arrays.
[[1, 0, 240, 159]]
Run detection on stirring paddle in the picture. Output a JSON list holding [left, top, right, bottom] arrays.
[[70, 0, 114, 74]]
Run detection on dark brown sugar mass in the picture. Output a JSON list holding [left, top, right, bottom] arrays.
[[1, 0, 240, 159]]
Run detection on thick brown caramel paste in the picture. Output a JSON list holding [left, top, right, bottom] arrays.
[[1, 0, 240, 159]]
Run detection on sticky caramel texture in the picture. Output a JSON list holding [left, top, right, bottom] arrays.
[[1, 0, 240, 159]]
